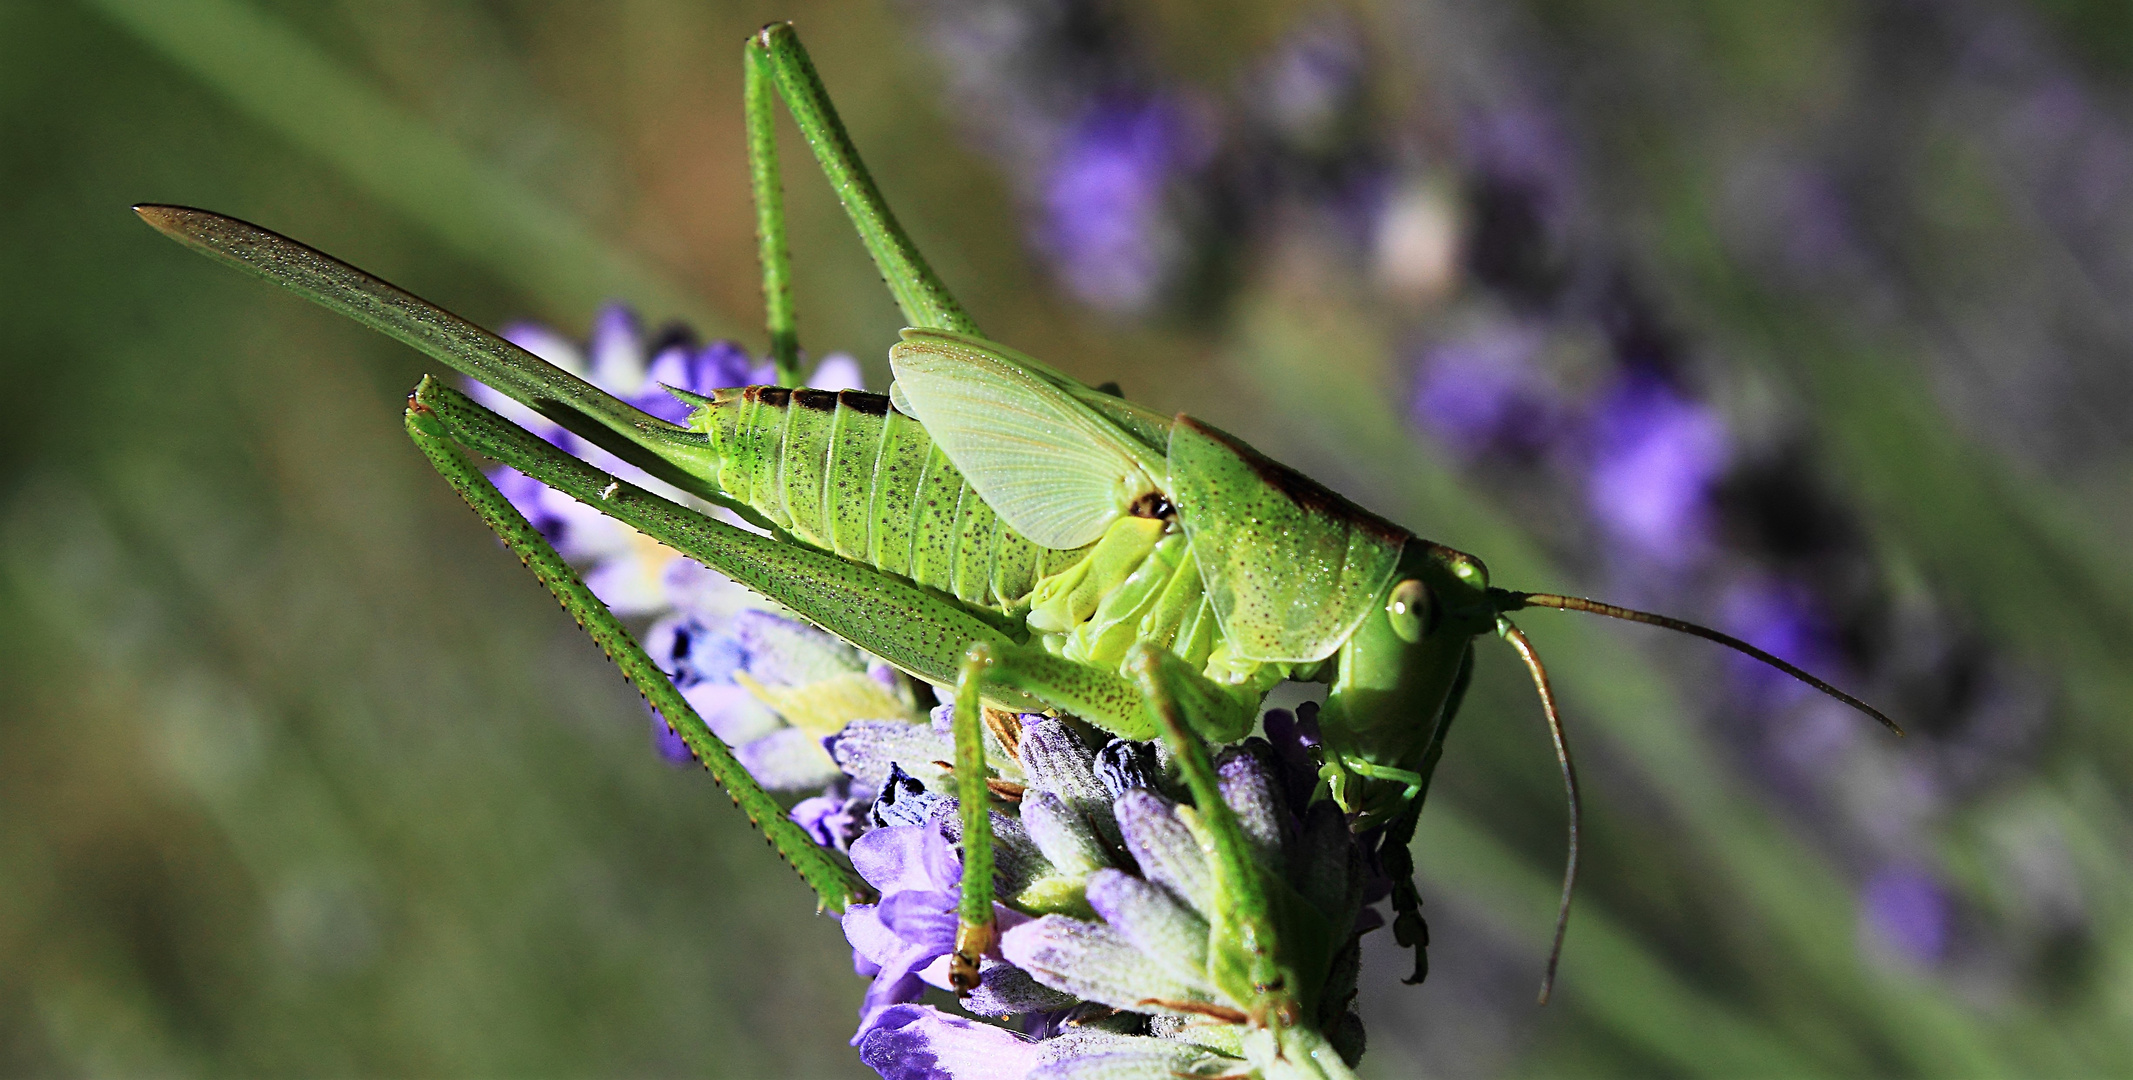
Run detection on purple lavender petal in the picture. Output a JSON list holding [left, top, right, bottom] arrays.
[[732, 608, 859, 686], [1113, 789, 1211, 914], [1038, 96, 1194, 314], [649, 713, 695, 766], [792, 788, 869, 851], [1261, 707, 1324, 809], [1019, 719, 1118, 843], [578, 548, 676, 617], [851, 825, 950, 894], [878, 889, 962, 952], [638, 338, 774, 422], [808, 353, 864, 392], [922, 821, 964, 892], [965, 961, 1081, 1017], [1717, 577, 1845, 706], [833, 719, 956, 791], [1214, 741, 1290, 866], [628, 343, 700, 424], [855, 946, 940, 1045], [585, 302, 646, 393], [734, 727, 840, 792], [1082, 869, 1211, 986], [1016, 719, 1101, 799], [693, 339, 764, 390], [855, 1004, 1042, 1080], [487, 467, 572, 543], [675, 680, 781, 746], [1861, 864, 1952, 965], [1020, 791, 1112, 877], [1000, 914, 1213, 1014], [868, 660, 903, 691], [643, 613, 747, 686], [844, 903, 905, 970]]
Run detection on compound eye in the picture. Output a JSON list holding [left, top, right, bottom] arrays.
[[1387, 579, 1432, 644]]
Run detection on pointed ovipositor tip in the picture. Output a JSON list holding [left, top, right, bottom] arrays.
[[132, 203, 206, 243]]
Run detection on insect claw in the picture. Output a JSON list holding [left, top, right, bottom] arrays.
[[950, 921, 995, 994]]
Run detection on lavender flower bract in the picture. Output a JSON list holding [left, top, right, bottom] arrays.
[[819, 704, 1378, 1080]]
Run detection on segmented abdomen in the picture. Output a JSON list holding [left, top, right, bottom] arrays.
[[698, 386, 1080, 614]]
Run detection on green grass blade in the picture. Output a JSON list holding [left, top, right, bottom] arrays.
[[402, 394, 869, 913]]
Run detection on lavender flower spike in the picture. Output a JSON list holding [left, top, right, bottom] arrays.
[[820, 701, 1375, 1079]]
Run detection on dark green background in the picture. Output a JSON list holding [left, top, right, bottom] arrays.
[[4, 1, 2129, 1076]]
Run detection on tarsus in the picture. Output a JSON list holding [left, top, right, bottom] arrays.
[[1503, 591, 1903, 736], [1498, 617, 1579, 1006]]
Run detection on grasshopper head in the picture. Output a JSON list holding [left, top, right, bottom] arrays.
[[1316, 543, 1499, 825]]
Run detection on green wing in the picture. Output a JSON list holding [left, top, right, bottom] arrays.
[[898, 328, 1175, 454], [889, 331, 1168, 550]]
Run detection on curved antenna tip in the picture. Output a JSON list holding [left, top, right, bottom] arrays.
[[1499, 617, 1579, 1007], [1508, 592, 1904, 737]]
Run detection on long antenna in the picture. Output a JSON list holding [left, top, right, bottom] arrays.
[[1505, 591, 1903, 736], [1498, 617, 1579, 1006]]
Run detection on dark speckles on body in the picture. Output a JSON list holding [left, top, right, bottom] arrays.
[[710, 384, 1057, 615]]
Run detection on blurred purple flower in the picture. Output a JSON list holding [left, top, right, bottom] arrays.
[[1410, 324, 1564, 459], [1861, 864, 1953, 965], [1585, 372, 1730, 569], [1718, 577, 1845, 706], [1039, 96, 1200, 313], [1254, 18, 1366, 151], [1461, 101, 1577, 223]]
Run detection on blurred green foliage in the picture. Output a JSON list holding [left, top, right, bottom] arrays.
[[3, 1, 2130, 1077]]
